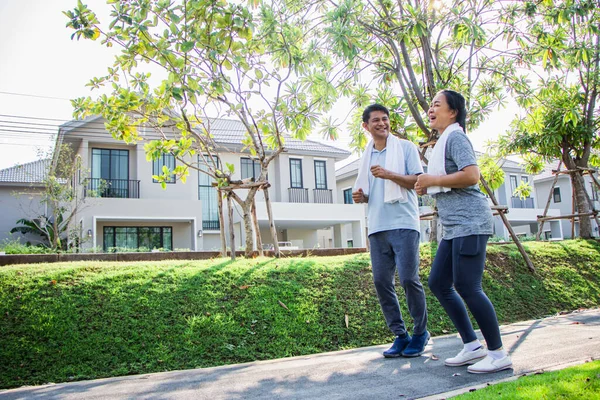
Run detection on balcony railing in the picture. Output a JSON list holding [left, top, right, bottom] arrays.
[[288, 187, 309, 203], [85, 178, 140, 199], [203, 220, 220, 231], [313, 189, 333, 204], [511, 196, 534, 209]]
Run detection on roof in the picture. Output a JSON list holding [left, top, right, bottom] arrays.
[[0, 159, 49, 184], [533, 160, 566, 182], [335, 159, 360, 178], [202, 118, 350, 160], [59, 115, 351, 161]]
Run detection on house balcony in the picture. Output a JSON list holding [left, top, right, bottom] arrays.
[[313, 189, 333, 204], [287, 188, 333, 204], [203, 220, 220, 231], [511, 197, 534, 209], [85, 178, 140, 199]]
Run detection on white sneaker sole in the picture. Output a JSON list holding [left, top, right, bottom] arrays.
[[467, 363, 513, 374], [444, 355, 486, 367]]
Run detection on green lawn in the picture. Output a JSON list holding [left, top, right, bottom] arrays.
[[455, 360, 600, 399], [0, 239, 599, 389]]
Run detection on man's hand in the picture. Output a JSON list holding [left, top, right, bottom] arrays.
[[415, 174, 438, 196], [370, 165, 390, 179], [352, 188, 368, 203]]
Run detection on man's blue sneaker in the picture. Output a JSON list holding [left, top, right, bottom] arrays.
[[383, 334, 412, 358], [401, 331, 430, 357]]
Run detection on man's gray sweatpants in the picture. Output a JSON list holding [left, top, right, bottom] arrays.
[[369, 228, 428, 337]]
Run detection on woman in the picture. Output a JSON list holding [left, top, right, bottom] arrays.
[[414, 90, 512, 374]]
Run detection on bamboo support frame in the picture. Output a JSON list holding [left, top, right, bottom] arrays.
[[536, 163, 599, 238]]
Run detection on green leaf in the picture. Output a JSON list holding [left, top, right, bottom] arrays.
[[181, 41, 195, 53]]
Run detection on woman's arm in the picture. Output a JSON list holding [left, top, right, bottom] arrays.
[[415, 165, 480, 193]]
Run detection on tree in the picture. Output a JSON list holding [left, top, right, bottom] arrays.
[[313, 0, 521, 244], [10, 145, 88, 251], [497, 0, 600, 238], [320, 0, 514, 151], [65, 0, 338, 256]]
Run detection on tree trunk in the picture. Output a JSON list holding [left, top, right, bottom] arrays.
[[263, 186, 280, 257], [564, 155, 593, 238], [217, 189, 227, 257], [251, 198, 263, 257], [571, 170, 593, 238], [227, 193, 236, 261], [242, 206, 254, 255]]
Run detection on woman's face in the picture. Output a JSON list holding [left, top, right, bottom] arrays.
[[428, 92, 457, 133]]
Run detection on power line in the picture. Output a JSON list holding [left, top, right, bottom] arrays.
[[0, 91, 73, 101]]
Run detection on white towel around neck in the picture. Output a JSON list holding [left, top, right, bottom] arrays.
[[427, 122, 463, 195], [353, 134, 407, 203]]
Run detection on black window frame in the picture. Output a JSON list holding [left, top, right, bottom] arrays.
[[553, 187, 562, 203], [290, 158, 303, 188], [509, 175, 518, 193], [314, 160, 328, 190], [198, 154, 221, 231], [91, 148, 129, 181], [343, 188, 353, 204], [241, 157, 261, 180], [153, 153, 176, 183], [103, 226, 173, 252]]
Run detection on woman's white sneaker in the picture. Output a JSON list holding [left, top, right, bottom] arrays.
[[444, 347, 487, 366], [467, 354, 513, 374]]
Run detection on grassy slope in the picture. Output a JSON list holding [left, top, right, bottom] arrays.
[[0, 240, 599, 389]]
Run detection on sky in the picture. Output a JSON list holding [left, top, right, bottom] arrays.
[[0, 0, 519, 171]]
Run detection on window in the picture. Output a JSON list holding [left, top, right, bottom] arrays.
[[199, 155, 221, 230], [520, 176, 530, 197], [92, 148, 129, 181], [314, 160, 327, 189], [553, 187, 561, 203], [347, 240, 353, 248], [343, 188, 353, 204], [153, 153, 176, 183], [91, 148, 130, 197], [241, 158, 261, 180], [103, 226, 172, 252], [510, 175, 518, 193], [290, 158, 303, 188], [591, 183, 598, 201]]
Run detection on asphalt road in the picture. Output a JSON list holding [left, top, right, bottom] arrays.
[[1, 309, 599, 400]]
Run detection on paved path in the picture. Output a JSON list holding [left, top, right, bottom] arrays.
[[1, 309, 599, 400]]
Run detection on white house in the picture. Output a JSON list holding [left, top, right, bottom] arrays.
[[533, 161, 599, 239], [0, 116, 366, 252], [489, 158, 563, 240], [0, 159, 49, 245]]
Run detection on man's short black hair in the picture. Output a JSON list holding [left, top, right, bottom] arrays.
[[362, 104, 389, 123]]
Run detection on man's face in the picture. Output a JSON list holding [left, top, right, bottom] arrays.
[[362, 110, 390, 139]]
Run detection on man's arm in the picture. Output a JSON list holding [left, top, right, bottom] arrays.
[[370, 165, 419, 189]]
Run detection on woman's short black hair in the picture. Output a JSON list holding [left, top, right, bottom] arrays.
[[362, 104, 389, 123], [440, 90, 467, 132]]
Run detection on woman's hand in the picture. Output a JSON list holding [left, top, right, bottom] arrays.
[[415, 174, 439, 195]]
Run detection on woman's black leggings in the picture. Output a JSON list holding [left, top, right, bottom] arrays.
[[428, 235, 503, 350]]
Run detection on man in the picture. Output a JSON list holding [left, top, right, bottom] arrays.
[[353, 104, 429, 358]]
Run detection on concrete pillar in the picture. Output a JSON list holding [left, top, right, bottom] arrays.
[[333, 224, 343, 248], [351, 220, 365, 248]]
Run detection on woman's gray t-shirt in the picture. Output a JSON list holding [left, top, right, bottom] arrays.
[[432, 130, 493, 240]]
